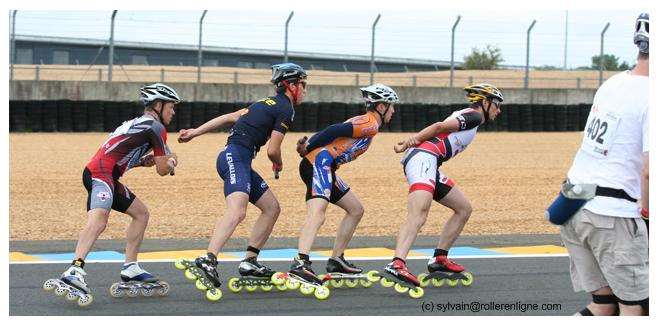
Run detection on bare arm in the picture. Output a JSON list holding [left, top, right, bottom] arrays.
[[642, 151, 649, 211], [394, 119, 461, 153], [154, 153, 177, 176], [178, 109, 245, 143], [267, 130, 285, 166]]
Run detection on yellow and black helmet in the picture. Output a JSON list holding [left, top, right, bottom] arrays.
[[464, 83, 504, 104]]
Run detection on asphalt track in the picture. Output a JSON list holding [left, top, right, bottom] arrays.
[[10, 256, 588, 316]]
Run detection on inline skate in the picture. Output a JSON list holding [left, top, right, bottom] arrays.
[[227, 257, 287, 293], [317, 255, 379, 288], [377, 259, 424, 299], [277, 257, 330, 300], [43, 264, 94, 307], [174, 253, 223, 302], [109, 262, 170, 298], [417, 255, 473, 288]]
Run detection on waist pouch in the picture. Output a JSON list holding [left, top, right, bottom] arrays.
[[545, 181, 596, 225]]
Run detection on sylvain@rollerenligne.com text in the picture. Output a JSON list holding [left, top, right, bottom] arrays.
[[420, 301, 562, 313]]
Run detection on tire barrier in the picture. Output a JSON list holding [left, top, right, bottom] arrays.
[[10, 100, 595, 133]]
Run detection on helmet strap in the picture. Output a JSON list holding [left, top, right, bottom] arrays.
[[375, 103, 390, 128], [480, 100, 490, 125]]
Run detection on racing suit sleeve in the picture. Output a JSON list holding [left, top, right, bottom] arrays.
[[305, 122, 354, 152]]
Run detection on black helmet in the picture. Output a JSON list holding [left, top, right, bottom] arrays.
[[271, 63, 307, 86], [634, 13, 649, 54]]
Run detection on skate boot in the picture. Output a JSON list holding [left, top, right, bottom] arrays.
[[418, 255, 473, 288], [227, 257, 287, 293], [284, 257, 330, 300], [173, 253, 223, 302], [378, 259, 424, 299], [109, 262, 170, 298], [43, 264, 94, 307], [320, 255, 379, 288]]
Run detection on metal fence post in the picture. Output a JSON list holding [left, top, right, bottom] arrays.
[[98, 68, 102, 81], [468, 76, 473, 84], [412, 75, 417, 87], [234, 72, 238, 84], [576, 77, 581, 89], [108, 10, 117, 82], [370, 13, 381, 85], [197, 10, 208, 85], [599, 22, 610, 86], [160, 68, 165, 82], [10, 10, 17, 80], [449, 15, 461, 88], [35, 65, 40, 81], [284, 11, 294, 62], [355, 74, 359, 86], [524, 19, 537, 89]]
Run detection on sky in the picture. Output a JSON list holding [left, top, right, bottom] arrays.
[[10, 9, 644, 69]]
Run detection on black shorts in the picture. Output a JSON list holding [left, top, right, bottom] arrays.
[[82, 167, 136, 213], [299, 157, 350, 204]]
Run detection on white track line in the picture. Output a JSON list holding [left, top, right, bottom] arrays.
[[9, 253, 568, 265]]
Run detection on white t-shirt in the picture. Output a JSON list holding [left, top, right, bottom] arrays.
[[567, 71, 648, 218]]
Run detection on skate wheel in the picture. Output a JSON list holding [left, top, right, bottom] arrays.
[[359, 279, 373, 288], [394, 283, 409, 293], [109, 283, 124, 298], [260, 284, 273, 292], [329, 279, 343, 288], [345, 279, 358, 288], [195, 279, 208, 291], [461, 272, 474, 286], [446, 279, 459, 287], [379, 277, 394, 288], [245, 284, 258, 292], [299, 284, 315, 295], [174, 259, 187, 270], [285, 279, 300, 290], [432, 278, 445, 287], [65, 291, 79, 302], [54, 286, 68, 296], [184, 269, 197, 281], [275, 283, 288, 291], [157, 281, 170, 296], [142, 287, 155, 297], [270, 272, 287, 286], [314, 286, 330, 300], [417, 273, 430, 288], [408, 287, 424, 299], [126, 287, 140, 297], [43, 279, 57, 291], [366, 270, 380, 282], [227, 278, 242, 293], [206, 288, 222, 302], [77, 294, 94, 307]]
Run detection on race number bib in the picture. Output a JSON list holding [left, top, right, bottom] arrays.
[[580, 109, 621, 158]]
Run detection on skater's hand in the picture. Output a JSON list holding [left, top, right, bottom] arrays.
[[273, 162, 283, 179], [139, 154, 155, 167], [394, 136, 420, 153], [167, 157, 177, 176], [296, 136, 309, 157], [178, 129, 197, 143]]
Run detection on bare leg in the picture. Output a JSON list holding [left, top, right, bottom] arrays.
[[207, 192, 250, 256], [124, 197, 150, 263], [394, 190, 433, 259], [247, 190, 281, 258], [298, 198, 330, 255], [74, 208, 111, 260], [436, 186, 472, 250], [331, 191, 364, 258]]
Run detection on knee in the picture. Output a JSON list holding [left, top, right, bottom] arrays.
[[231, 211, 247, 225], [349, 205, 364, 219], [409, 211, 428, 228], [133, 206, 150, 223], [267, 201, 281, 219], [88, 217, 108, 234], [455, 203, 472, 222], [311, 210, 326, 225]]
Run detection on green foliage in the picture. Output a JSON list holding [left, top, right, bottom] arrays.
[[463, 45, 503, 70], [589, 54, 631, 71]]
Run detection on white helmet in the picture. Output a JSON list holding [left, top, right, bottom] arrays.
[[360, 84, 399, 104], [139, 83, 181, 107], [634, 13, 649, 54]]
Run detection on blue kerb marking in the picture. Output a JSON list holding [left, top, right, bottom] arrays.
[[412, 247, 503, 257], [32, 251, 126, 261]]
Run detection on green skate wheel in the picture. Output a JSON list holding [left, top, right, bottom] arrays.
[[157, 281, 170, 296], [109, 283, 124, 298], [408, 287, 424, 299], [195, 279, 208, 291], [206, 288, 222, 302], [77, 294, 93, 307], [285, 279, 300, 290], [184, 269, 197, 280], [380, 277, 394, 288], [432, 278, 445, 287], [314, 286, 330, 300], [227, 278, 242, 293], [43, 279, 57, 291], [54, 286, 67, 296], [275, 283, 288, 291], [394, 283, 409, 293], [366, 270, 380, 282], [270, 272, 286, 286], [359, 279, 373, 288], [447, 278, 459, 287], [65, 291, 78, 302], [245, 284, 258, 292], [461, 272, 474, 286], [174, 259, 187, 270], [299, 284, 315, 295], [329, 279, 343, 288], [345, 279, 358, 288], [417, 273, 429, 288], [260, 284, 273, 292]]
